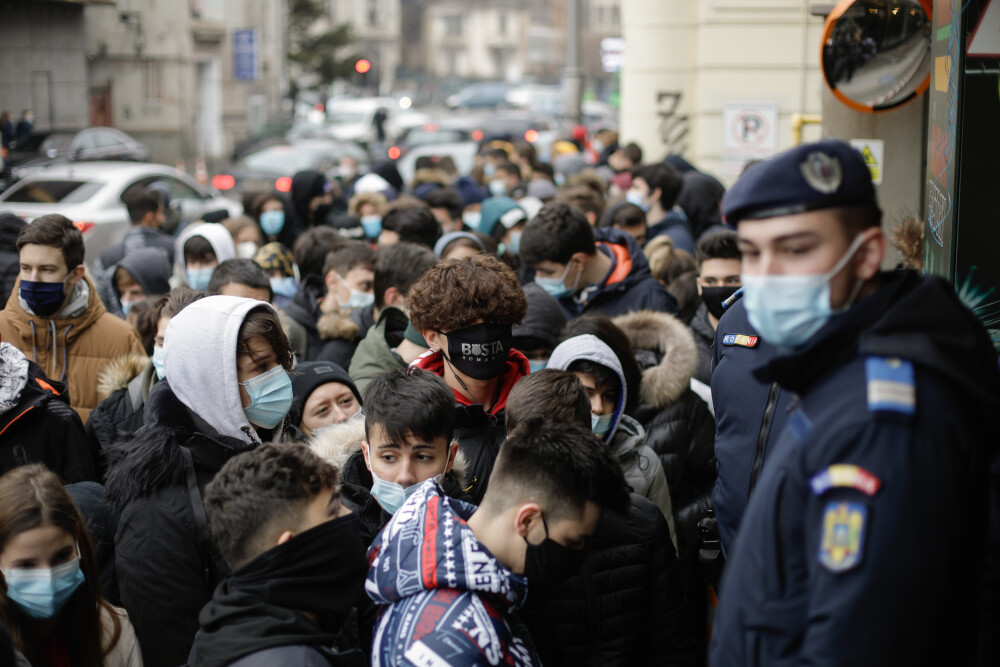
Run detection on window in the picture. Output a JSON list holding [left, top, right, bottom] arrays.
[[2, 180, 101, 204], [368, 0, 378, 26], [132, 176, 202, 202], [499, 12, 507, 35], [443, 15, 462, 36]]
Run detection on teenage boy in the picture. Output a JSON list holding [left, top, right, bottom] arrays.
[[284, 240, 374, 366], [367, 419, 631, 666], [546, 334, 676, 539], [407, 254, 529, 504], [506, 370, 695, 666], [628, 164, 693, 252], [176, 222, 237, 291], [206, 259, 272, 303], [111, 247, 172, 317], [519, 201, 677, 319], [187, 442, 368, 665], [0, 214, 144, 420], [711, 139, 1000, 665], [348, 243, 436, 393], [326, 369, 463, 546], [690, 229, 741, 385]]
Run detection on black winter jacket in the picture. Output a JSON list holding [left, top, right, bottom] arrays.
[[521, 494, 696, 666], [105, 380, 262, 667], [0, 213, 25, 310], [86, 354, 154, 471], [0, 358, 95, 483], [689, 303, 715, 386], [614, 310, 716, 561]]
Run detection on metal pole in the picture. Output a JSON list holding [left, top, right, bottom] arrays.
[[563, 0, 583, 128]]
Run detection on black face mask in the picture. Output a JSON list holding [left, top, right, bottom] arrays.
[[229, 512, 367, 632], [522, 513, 585, 590], [440, 322, 512, 381], [701, 285, 741, 321], [311, 202, 332, 227]]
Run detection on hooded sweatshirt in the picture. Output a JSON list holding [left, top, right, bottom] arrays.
[[106, 296, 283, 667], [366, 481, 540, 666], [558, 227, 678, 319], [113, 247, 172, 302], [547, 334, 677, 544], [291, 170, 328, 229], [175, 223, 237, 287]]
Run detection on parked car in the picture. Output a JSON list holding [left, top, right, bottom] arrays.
[[445, 82, 509, 110], [0, 162, 240, 264], [211, 140, 370, 197], [396, 142, 479, 186], [231, 120, 295, 161], [3, 128, 149, 188]]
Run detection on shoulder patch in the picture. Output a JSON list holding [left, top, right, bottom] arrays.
[[818, 500, 867, 573], [865, 356, 915, 415], [810, 464, 881, 496], [721, 333, 759, 348]]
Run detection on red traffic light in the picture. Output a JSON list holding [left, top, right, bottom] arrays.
[[355, 59, 371, 74]]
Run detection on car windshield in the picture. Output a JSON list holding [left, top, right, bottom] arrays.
[[38, 133, 75, 155], [240, 145, 326, 173], [328, 111, 368, 125], [403, 129, 467, 146], [2, 179, 102, 204]]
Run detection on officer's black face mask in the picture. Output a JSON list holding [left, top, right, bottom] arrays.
[[522, 513, 585, 589], [701, 285, 741, 321], [439, 322, 512, 381]]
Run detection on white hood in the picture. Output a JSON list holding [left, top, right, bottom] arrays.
[[547, 333, 628, 442], [164, 295, 275, 443], [175, 222, 237, 273]]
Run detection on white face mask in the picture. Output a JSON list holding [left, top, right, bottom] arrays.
[[740, 233, 868, 347], [236, 242, 259, 259], [337, 275, 374, 310]]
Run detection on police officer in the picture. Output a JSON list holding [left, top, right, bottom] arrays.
[[711, 292, 795, 556], [710, 139, 1000, 666]]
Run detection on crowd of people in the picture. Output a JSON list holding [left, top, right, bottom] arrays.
[[0, 130, 997, 667]]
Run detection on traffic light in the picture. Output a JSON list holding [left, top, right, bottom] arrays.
[[355, 59, 371, 74]]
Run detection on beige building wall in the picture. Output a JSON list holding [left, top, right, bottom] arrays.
[[621, 0, 825, 186], [423, 3, 529, 82], [331, 0, 402, 94]]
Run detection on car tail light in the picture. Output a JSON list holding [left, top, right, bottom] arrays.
[[211, 174, 236, 190], [524, 129, 539, 143], [472, 129, 484, 141], [388, 146, 401, 160], [275, 177, 293, 192], [421, 124, 440, 132], [74, 221, 96, 235]]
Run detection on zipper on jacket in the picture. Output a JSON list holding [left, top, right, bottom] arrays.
[[748, 382, 780, 498]]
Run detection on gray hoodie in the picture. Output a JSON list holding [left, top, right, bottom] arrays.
[[547, 334, 677, 546], [164, 294, 272, 444], [172, 222, 237, 287]]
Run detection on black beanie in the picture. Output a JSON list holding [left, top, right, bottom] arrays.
[[288, 361, 361, 428]]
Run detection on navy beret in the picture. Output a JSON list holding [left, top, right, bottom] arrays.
[[722, 139, 879, 224]]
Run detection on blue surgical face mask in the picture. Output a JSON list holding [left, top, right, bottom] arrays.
[[240, 365, 293, 429], [529, 358, 547, 373], [625, 189, 649, 212], [259, 210, 285, 236], [741, 233, 868, 348], [462, 210, 482, 231], [535, 262, 577, 299], [186, 266, 214, 291], [120, 299, 136, 316], [270, 276, 298, 299], [483, 163, 496, 177], [152, 344, 166, 380], [361, 215, 382, 239], [489, 180, 507, 197], [507, 231, 522, 257], [1, 548, 86, 619], [20, 278, 68, 317], [370, 471, 443, 515], [591, 412, 614, 439], [337, 276, 374, 310]]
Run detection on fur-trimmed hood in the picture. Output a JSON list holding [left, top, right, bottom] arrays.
[[613, 310, 698, 409], [308, 418, 468, 489], [96, 353, 150, 400], [317, 309, 360, 342]]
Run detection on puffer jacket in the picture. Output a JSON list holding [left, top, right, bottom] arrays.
[[0, 275, 145, 421], [86, 353, 155, 469], [610, 415, 677, 548], [615, 310, 716, 560], [520, 493, 696, 667]]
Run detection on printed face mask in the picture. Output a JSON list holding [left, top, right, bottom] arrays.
[[240, 365, 293, 429], [1, 548, 86, 619], [440, 322, 512, 381], [522, 513, 585, 589], [20, 278, 68, 317], [701, 285, 741, 321], [260, 210, 285, 236], [741, 233, 868, 348]]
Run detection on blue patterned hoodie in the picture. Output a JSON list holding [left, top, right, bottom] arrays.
[[366, 480, 540, 666]]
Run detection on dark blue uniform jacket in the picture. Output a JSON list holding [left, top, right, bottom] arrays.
[[711, 296, 795, 554], [711, 271, 1000, 667]]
